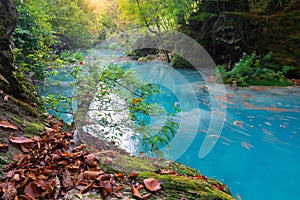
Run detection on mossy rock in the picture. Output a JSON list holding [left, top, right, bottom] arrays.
[[96, 151, 234, 200], [0, 92, 45, 176]]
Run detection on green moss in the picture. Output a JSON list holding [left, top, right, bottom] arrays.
[[98, 152, 234, 199], [137, 172, 233, 200]]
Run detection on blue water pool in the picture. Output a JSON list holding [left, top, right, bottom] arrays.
[[123, 61, 300, 200], [43, 49, 300, 199]]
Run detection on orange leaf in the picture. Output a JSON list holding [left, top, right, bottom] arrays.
[[114, 173, 125, 181], [116, 185, 123, 192], [96, 174, 111, 182], [127, 171, 137, 179], [143, 178, 161, 192], [131, 184, 141, 198], [83, 170, 105, 179], [192, 175, 207, 181], [160, 169, 179, 175], [132, 98, 141, 105], [0, 120, 18, 130]]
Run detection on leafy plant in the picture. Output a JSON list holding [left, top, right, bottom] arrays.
[[78, 63, 179, 151], [216, 52, 292, 86]]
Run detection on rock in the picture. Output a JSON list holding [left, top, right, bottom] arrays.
[[0, 0, 38, 102], [178, 0, 300, 78]]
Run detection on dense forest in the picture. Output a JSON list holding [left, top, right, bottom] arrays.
[[0, 0, 299, 199], [1, 0, 299, 99]]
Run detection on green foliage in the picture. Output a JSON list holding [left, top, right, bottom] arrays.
[[12, 0, 98, 81], [76, 63, 179, 152], [217, 52, 293, 87], [59, 50, 85, 63], [47, 0, 97, 49], [13, 0, 56, 80], [117, 0, 196, 30]]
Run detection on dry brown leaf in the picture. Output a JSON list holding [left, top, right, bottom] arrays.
[[131, 184, 141, 198], [20, 145, 31, 153], [12, 153, 24, 162], [0, 120, 18, 130], [9, 136, 34, 144], [83, 170, 104, 179], [96, 174, 111, 182], [143, 178, 161, 192], [62, 170, 73, 188], [11, 173, 21, 182], [127, 171, 137, 179], [84, 154, 98, 167], [192, 175, 207, 181], [136, 184, 144, 190], [16, 176, 30, 189], [24, 182, 43, 199], [115, 185, 123, 192], [160, 169, 179, 175], [131, 185, 151, 200], [0, 143, 8, 153], [66, 159, 81, 171], [5, 170, 15, 178], [100, 180, 113, 193], [2, 183, 17, 200], [114, 173, 125, 181]]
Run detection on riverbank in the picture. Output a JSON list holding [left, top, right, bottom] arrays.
[[0, 88, 234, 199]]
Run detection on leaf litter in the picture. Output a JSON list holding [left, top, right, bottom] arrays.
[[0, 120, 163, 200], [0, 118, 230, 199]]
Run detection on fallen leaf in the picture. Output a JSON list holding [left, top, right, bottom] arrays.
[[0, 143, 8, 153], [62, 170, 73, 188], [160, 169, 179, 175], [84, 154, 98, 167], [100, 180, 113, 193], [9, 136, 34, 144], [5, 170, 15, 178], [0, 120, 18, 130], [96, 174, 111, 182], [83, 170, 104, 179], [143, 178, 161, 192], [233, 120, 243, 129], [192, 175, 207, 181], [114, 173, 125, 181], [2, 183, 17, 200], [24, 182, 43, 199], [127, 171, 137, 179], [131, 184, 140, 197], [115, 185, 123, 192], [11, 173, 21, 182]]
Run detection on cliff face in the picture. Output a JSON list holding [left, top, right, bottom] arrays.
[[0, 0, 37, 102], [182, 0, 300, 78]]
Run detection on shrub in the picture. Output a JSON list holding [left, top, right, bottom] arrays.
[[216, 52, 292, 87]]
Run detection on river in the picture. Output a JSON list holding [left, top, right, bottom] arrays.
[[43, 48, 300, 200]]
